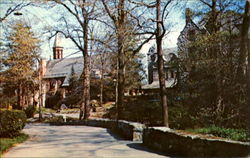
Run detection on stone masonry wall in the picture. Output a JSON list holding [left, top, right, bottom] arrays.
[[51, 118, 145, 141], [143, 127, 250, 157]]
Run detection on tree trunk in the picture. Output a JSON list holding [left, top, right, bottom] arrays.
[[243, 0, 250, 130], [156, 0, 169, 127], [79, 0, 90, 120], [100, 57, 104, 106], [117, 0, 125, 120], [17, 81, 22, 109], [237, 0, 250, 82]]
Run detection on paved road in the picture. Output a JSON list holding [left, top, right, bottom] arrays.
[[3, 123, 170, 158]]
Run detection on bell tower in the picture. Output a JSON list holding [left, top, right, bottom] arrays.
[[53, 33, 63, 59]]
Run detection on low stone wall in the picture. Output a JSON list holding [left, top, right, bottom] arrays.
[[116, 120, 145, 141], [50, 118, 145, 141], [143, 127, 250, 157]]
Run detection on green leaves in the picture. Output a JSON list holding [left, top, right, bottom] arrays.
[[188, 126, 250, 142]]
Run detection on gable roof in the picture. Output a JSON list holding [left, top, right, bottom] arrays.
[[43, 57, 83, 86]]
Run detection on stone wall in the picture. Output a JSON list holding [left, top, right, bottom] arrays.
[[50, 118, 145, 141], [143, 127, 250, 157]]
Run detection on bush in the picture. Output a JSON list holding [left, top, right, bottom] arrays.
[[24, 105, 36, 118], [188, 126, 250, 142], [61, 94, 81, 108], [43, 116, 64, 123], [45, 91, 63, 109], [0, 109, 27, 137], [0, 96, 17, 109]]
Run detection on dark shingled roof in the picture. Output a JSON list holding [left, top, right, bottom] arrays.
[[43, 57, 83, 86]]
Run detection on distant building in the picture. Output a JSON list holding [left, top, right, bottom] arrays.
[[143, 7, 247, 92], [142, 46, 178, 91], [40, 34, 102, 107]]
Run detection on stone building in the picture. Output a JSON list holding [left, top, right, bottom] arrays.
[[142, 9, 206, 91], [142, 46, 178, 90], [40, 34, 101, 107]]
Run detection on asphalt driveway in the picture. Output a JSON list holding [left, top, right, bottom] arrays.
[[3, 123, 170, 158]]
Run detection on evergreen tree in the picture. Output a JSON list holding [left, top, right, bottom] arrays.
[[68, 66, 78, 93], [1, 21, 40, 108]]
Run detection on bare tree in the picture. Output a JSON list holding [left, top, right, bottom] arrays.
[[101, 0, 153, 119], [135, 0, 179, 127], [47, 0, 99, 120], [155, 0, 169, 127], [0, 1, 31, 22]]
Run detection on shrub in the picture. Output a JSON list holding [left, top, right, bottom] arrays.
[[24, 105, 36, 118], [43, 116, 64, 123], [45, 91, 63, 109], [0, 96, 17, 109], [61, 94, 81, 108], [0, 109, 27, 137]]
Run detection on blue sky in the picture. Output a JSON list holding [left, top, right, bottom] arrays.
[[0, 1, 191, 60], [2, 0, 245, 60]]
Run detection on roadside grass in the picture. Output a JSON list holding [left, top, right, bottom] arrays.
[[187, 126, 250, 142], [59, 108, 79, 114], [40, 107, 56, 113], [0, 133, 29, 155]]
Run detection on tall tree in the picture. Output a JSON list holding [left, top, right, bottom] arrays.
[[156, 0, 168, 127], [243, 0, 250, 129], [177, 0, 248, 128], [101, 0, 153, 119], [1, 21, 40, 108], [47, 0, 98, 120]]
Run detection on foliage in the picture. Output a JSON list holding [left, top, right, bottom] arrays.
[[0, 96, 17, 109], [0, 109, 27, 137], [0, 21, 40, 108], [187, 126, 250, 142], [104, 94, 191, 128], [90, 78, 115, 102], [61, 94, 82, 108], [45, 91, 63, 109], [124, 53, 146, 90], [68, 66, 78, 93], [0, 133, 29, 155], [177, 3, 249, 129], [2, 21, 40, 82], [43, 115, 64, 123], [24, 105, 36, 118], [42, 115, 78, 123]]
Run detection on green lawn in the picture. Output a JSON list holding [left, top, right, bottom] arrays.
[[0, 133, 29, 155], [187, 126, 250, 142]]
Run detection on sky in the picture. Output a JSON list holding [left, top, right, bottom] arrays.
[[0, 1, 190, 59]]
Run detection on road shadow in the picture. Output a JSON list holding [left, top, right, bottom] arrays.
[[106, 129, 177, 157], [127, 143, 177, 158], [106, 129, 126, 140]]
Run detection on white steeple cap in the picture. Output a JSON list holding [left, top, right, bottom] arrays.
[[53, 33, 63, 48]]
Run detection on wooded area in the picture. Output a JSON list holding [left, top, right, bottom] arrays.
[[0, 0, 249, 132]]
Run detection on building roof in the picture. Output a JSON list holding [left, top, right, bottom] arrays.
[[43, 57, 83, 86], [141, 78, 177, 89]]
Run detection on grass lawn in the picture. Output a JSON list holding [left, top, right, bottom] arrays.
[[0, 133, 29, 155], [187, 126, 250, 142]]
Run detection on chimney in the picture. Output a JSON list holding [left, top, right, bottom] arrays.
[[40, 58, 47, 77]]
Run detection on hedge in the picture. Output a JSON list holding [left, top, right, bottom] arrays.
[[0, 109, 27, 137]]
